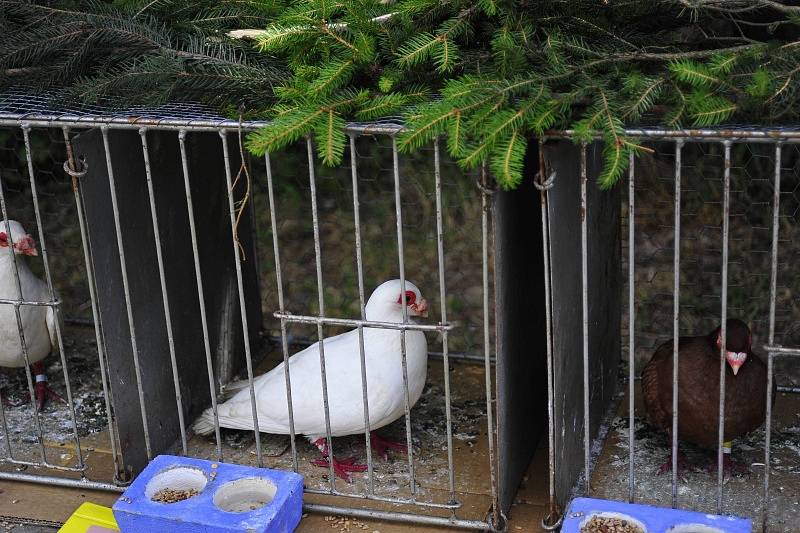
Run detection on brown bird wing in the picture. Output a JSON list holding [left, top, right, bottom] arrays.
[[641, 338, 674, 433]]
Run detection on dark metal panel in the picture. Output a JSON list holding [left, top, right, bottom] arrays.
[[74, 129, 262, 475], [544, 140, 621, 504], [494, 141, 548, 515]]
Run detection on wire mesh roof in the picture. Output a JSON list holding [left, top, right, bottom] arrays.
[[1, 87, 800, 139], [0, 88, 406, 134]]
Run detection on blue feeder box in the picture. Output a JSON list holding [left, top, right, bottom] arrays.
[[112, 455, 303, 533], [562, 497, 751, 533]]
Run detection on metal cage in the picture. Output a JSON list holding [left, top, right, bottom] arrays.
[[0, 93, 510, 531], [0, 90, 798, 531]]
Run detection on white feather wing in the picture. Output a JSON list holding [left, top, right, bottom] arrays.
[[214, 327, 427, 439]]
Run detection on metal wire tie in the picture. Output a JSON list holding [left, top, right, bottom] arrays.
[[63, 158, 87, 179], [534, 169, 556, 191]]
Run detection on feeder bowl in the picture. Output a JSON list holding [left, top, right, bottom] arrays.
[[112, 455, 303, 533], [562, 497, 751, 533]]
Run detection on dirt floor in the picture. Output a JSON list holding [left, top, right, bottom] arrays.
[[590, 382, 800, 532]]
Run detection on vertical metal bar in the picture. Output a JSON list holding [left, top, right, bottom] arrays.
[[247, 157, 262, 302], [139, 128, 187, 455], [0, 172, 14, 459], [390, 136, 417, 495], [433, 138, 456, 503], [219, 130, 262, 466], [763, 141, 781, 533], [0, 170, 48, 465], [671, 139, 684, 508], [580, 141, 591, 494], [716, 140, 732, 513], [628, 149, 636, 503], [178, 131, 222, 461], [101, 126, 152, 460], [22, 125, 85, 470], [305, 137, 337, 490], [264, 151, 298, 472], [348, 135, 375, 494], [480, 162, 499, 526], [537, 140, 558, 524], [62, 127, 122, 479]]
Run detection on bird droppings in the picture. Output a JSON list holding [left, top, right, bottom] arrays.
[[580, 516, 644, 533], [0, 325, 109, 465], [151, 488, 200, 503]]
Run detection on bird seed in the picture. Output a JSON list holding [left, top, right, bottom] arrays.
[[580, 516, 644, 533]]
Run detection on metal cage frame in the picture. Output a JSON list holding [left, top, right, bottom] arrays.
[[0, 95, 798, 531], [0, 107, 501, 530]]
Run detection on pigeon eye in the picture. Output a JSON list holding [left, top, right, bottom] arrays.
[[397, 291, 416, 305]]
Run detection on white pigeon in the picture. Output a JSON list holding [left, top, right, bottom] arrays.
[[0, 220, 63, 410], [194, 279, 429, 481]]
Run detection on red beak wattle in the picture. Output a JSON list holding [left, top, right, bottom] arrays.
[[411, 298, 429, 318], [16, 235, 38, 256]]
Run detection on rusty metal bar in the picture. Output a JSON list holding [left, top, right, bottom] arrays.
[[671, 139, 684, 508], [716, 140, 732, 512]]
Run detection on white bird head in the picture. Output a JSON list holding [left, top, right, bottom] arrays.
[[0, 220, 38, 257], [365, 279, 428, 322]]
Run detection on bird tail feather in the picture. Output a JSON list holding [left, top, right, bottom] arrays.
[[221, 379, 251, 400], [192, 408, 217, 436]]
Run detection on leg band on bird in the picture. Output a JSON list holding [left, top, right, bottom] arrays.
[[722, 440, 732, 454]]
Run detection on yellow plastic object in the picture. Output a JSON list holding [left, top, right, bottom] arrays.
[[58, 502, 120, 533]]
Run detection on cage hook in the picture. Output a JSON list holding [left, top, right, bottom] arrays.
[[63, 156, 88, 179], [540, 510, 564, 531], [534, 169, 556, 191]]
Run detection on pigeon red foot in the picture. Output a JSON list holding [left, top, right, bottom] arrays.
[[311, 438, 367, 482], [656, 449, 697, 480], [707, 454, 750, 477], [370, 431, 408, 460], [30, 362, 65, 412]]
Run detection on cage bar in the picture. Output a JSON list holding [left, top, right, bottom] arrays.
[[263, 150, 299, 473], [434, 137, 457, 505], [219, 130, 263, 466], [348, 135, 375, 494], [101, 126, 154, 460], [628, 149, 636, 503], [178, 130, 223, 462], [305, 136, 337, 489], [580, 141, 591, 494], [716, 140, 732, 512], [139, 128, 188, 455], [62, 126, 123, 479], [671, 139, 684, 508], [390, 136, 418, 495]]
